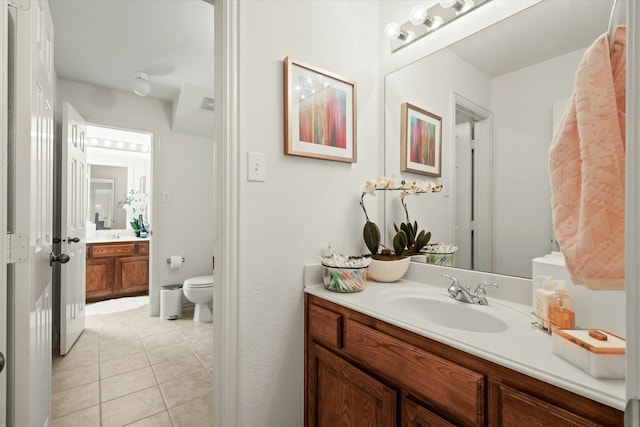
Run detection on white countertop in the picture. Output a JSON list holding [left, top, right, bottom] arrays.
[[86, 237, 149, 244], [304, 279, 625, 410]]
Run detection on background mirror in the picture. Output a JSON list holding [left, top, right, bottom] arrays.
[[87, 124, 152, 231], [384, 0, 613, 278], [89, 177, 117, 229]]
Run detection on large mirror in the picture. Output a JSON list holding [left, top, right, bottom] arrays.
[[384, 0, 614, 278]]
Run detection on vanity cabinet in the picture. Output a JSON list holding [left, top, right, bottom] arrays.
[[86, 240, 149, 302], [305, 294, 624, 427]]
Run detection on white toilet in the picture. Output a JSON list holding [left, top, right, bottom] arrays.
[[182, 275, 214, 323]]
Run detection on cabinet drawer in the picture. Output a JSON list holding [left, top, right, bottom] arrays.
[[90, 244, 136, 258], [308, 304, 342, 349], [137, 242, 149, 255], [403, 398, 457, 427], [499, 385, 602, 427], [345, 320, 484, 426]]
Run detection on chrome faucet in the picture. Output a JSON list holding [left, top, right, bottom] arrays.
[[441, 274, 499, 305], [472, 281, 499, 305]]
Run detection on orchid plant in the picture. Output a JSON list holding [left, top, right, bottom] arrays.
[[360, 176, 442, 259], [123, 190, 149, 234]]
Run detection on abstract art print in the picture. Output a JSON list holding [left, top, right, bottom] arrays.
[[284, 57, 356, 163], [400, 102, 442, 177]]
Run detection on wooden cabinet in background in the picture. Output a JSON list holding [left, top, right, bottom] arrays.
[[305, 294, 624, 427], [86, 240, 149, 302]]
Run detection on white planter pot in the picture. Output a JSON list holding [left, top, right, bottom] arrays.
[[367, 257, 411, 283]]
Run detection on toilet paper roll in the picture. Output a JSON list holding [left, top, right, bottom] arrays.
[[169, 255, 183, 269]]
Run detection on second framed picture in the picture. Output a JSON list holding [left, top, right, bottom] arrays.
[[400, 102, 442, 177]]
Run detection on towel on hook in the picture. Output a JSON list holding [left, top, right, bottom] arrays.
[[549, 27, 626, 291]]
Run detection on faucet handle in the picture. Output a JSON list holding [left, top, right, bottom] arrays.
[[441, 273, 459, 285], [474, 281, 498, 296]]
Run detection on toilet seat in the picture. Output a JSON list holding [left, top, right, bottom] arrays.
[[183, 275, 214, 288]]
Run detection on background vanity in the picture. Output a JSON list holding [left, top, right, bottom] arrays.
[[85, 238, 149, 302]]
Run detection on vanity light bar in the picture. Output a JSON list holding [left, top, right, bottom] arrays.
[[87, 137, 150, 153], [387, 0, 490, 52]]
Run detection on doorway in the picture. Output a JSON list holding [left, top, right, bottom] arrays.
[[453, 93, 493, 272], [84, 124, 153, 303]]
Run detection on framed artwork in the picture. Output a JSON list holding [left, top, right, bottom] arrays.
[[284, 57, 357, 163], [400, 102, 442, 177]]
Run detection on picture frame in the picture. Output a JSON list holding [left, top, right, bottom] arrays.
[[400, 102, 442, 177], [284, 57, 357, 163]]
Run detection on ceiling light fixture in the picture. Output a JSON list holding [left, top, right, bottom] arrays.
[[132, 71, 151, 97], [385, 0, 488, 52]]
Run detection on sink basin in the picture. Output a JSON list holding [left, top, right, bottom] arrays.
[[389, 295, 508, 333]]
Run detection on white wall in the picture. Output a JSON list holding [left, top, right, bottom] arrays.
[[491, 48, 585, 277], [56, 79, 214, 315], [236, 1, 380, 425]]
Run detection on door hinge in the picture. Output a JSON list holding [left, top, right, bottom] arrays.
[[470, 220, 476, 231], [8, 0, 30, 10], [6, 233, 28, 264], [470, 140, 478, 150]]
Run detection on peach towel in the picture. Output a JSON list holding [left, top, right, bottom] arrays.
[[549, 27, 626, 291]]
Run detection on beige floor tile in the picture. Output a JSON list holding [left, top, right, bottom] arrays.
[[101, 366, 158, 402], [178, 325, 212, 342], [100, 338, 145, 360], [51, 381, 100, 418], [196, 351, 214, 372], [169, 396, 213, 427], [152, 353, 209, 384], [188, 338, 213, 355], [100, 350, 150, 379], [159, 374, 212, 409], [124, 410, 173, 427], [52, 347, 99, 373], [101, 386, 166, 427], [147, 342, 193, 366], [51, 404, 100, 427], [142, 330, 184, 351], [52, 363, 99, 393], [136, 320, 177, 338]]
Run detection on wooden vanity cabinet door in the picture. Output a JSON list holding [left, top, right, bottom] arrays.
[[499, 385, 603, 427], [308, 343, 396, 427], [402, 398, 457, 427], [86, 258, 115, 302], [117, 256, 149, 295]]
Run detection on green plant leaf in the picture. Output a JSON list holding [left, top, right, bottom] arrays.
[[393, 231, 408, 256], [363, 221, 381, 255]]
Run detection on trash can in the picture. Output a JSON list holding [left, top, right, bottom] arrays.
[[160, 284, 183, 320]]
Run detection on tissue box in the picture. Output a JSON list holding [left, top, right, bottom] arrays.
[[551, 329, 625, 379]]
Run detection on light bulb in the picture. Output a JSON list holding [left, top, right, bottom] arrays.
[[103, 140, 112, 147], [439, 0, 474, 14], [116, 141, 125, 149], [129, 143, 138, 151], [384, 22, 401, 40], [132, 72, 151, 97], [410, 5, 428, 26]]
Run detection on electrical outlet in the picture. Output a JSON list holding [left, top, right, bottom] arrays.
[[162, 191, 170, 202], [248, 152, 266, 182]]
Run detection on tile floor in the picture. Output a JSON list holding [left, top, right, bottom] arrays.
[[51, 297, 213, 426]]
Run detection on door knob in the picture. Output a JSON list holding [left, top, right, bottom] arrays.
[[0, 352, 4, 373], [67, 237, 80, 243], [50, 253, 70, 266]]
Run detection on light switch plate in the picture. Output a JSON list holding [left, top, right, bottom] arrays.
[[248, 152, 266, 182]]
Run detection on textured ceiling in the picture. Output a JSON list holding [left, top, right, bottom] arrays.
[[49, 0, 215, 102]]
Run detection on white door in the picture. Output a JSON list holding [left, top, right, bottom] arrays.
[[59, 102, 87, 355], [0, 0, 9, 424], [9, 0, 56, 425], [473, 118, 493, 273], [455, 122, 473, 270]]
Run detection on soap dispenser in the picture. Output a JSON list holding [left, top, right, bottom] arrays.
[[535, 279, 556, 330], [549, 280, 575, 330]]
